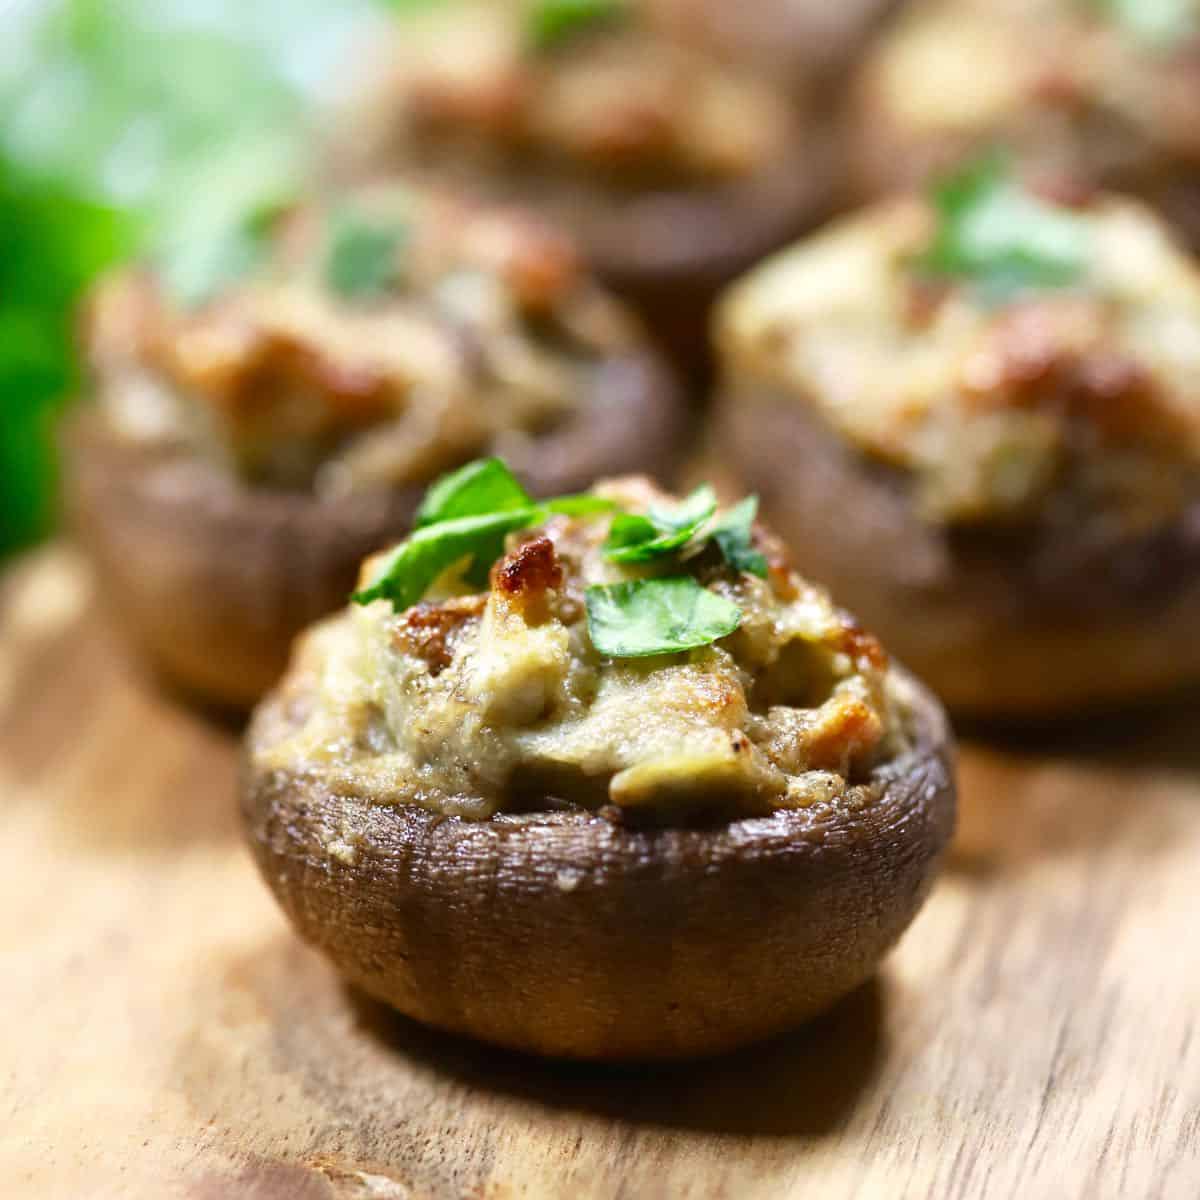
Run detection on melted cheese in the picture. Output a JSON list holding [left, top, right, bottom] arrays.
[[87, 186, 637, 492], [719, 196, 1200, 524], [256, 479, 911, 818]]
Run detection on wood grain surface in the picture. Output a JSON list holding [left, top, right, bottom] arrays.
[[2, 547, 1199, 1199]]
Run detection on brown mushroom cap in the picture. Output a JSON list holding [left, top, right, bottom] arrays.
[[240, 666, 955, 1061], [565, 154, 828, 370], [63, 350, 684, 710], [719, 383, 1200, 717]]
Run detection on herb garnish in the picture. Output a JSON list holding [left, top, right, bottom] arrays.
[[325, 211, 407, 300], [601, 484, 768, 578], [603, 485, 718, 563], [527, 0, 626, 51], [353, 458, 610, 605], [707, 496, 769, 578], [353, 458, 768, 659], [354, 508, 546, 608], [585, 577, 742, 659], [414, 457, 537, 528], [915, 154, 1091, 302]]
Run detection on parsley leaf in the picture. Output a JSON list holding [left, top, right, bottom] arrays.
[[527, 0, 626, 51], [708, 496, 768, 578], [414, 457, 533, 527], [325, 211, 406, 300], [354, 459, 753, 660], [353, 508, 541, 608], [357, 457, 614, 607], [603, 485, 717, 563], [543, 494, 617, 517], [601, 485, 767, 577], [585, 577, 742, 658], [915, 155, 1091, 302], [414, 457, 611, 528]]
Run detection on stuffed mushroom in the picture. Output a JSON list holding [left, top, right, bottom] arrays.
[[241, 462, 956, 1060], [334, 0, 824, 369], [717, 159, 1200, 717], [848, 0, 1200, 247], [66, 185, 682, 709]]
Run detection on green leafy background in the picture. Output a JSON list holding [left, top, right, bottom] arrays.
[[0, 0, 394, 558]]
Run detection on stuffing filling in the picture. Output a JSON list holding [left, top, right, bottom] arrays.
[[255, 479, 912, 820], [719, 194, 1200, 527], [856, 0, 1200, 198], [348, 2, 798, 189], [86, 186, 636, 492]]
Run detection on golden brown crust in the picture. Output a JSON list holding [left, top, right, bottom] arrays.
[[101, 206, 597, 435], [63, 350, 683, 710], [390, 595, 486, 677], [87, 188, 654, 488], [240, 664, 955, 1060], [717, 195, 1200, 531], [955, 300, 1172, 445], [719, 381, 1200, 716]]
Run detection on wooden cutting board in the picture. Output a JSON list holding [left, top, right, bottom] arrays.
[[2, 547, 1199, 1199]]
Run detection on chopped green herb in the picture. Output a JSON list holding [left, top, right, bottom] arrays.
[[601, 485, 766, 577], [527, 0, 626, 51], [325, 211, 406, 300], [601, 512, 659, 554], [603, 485, 717, 563], [1091, 0, 1195, 47], [414, 457, 533, 527], [543, 494, 617, 517], [708, 496, 768, 578], [414, 457, 612, 528], [355, 458, 760, 661], [353, 508, 541, 608], [915, 154, 1091, 302], [585, 577, 742, 658], [357, 457, 613, 607]]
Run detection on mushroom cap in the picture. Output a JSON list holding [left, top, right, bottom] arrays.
[[240, 665, 955, 1061], [63, 350, 683, 710]]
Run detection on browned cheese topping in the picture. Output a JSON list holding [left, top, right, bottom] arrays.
[[86, 186, 637, 491], [719, 195, 1200, 527], [255, 479, 916, 820]]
